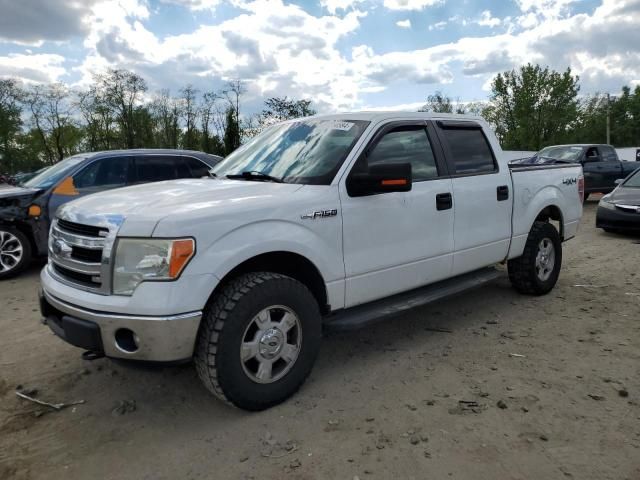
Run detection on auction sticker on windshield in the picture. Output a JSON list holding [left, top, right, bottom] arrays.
[[332, 121, 354, 131]]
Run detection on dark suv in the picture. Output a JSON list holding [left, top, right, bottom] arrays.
[[0, 149, 221, 279]]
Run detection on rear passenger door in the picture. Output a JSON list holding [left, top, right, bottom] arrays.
[[433, 121, 512, 275]]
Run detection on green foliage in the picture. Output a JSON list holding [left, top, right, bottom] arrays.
[[484, 64, 580, 150], [224, 107, 241, 155], [260, 97, 316, 126]]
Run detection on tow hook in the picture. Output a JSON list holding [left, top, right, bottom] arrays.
[[82, 350, 104, 361]]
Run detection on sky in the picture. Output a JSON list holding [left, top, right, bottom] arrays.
[[0, 0, 638, 114]]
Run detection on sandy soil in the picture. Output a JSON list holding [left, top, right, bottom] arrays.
[[1, 200, 639, 480]]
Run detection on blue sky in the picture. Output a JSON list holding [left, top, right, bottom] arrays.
[[0, 0, 638, 114]]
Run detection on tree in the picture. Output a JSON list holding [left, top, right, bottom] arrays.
[[200, 91, 225, 155], [151, 89, 180, 149], [484, 64, 580, 150], [0, 79, 23, 173], [24, 83, 79, 163], [260, 97, 316, 124], [180, 85, 200, 150], [419, 91, 465, 114], [223, 107, 241, 155], [94, 69, 148, 148]]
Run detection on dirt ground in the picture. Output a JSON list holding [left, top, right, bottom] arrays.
[[1, 200, 639, 480]]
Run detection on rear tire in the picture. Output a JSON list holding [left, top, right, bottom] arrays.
[[0, 226, 32, 280], [508, 221, 562, 295], [194, 272, 322, 410]]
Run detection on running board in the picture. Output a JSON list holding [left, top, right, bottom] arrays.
[[323, 267, 503, 332]]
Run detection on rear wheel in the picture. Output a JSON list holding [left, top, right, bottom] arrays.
[[194, 272, 322, 410], [0, 226, 31, 280], [508, 221, 562, 295]]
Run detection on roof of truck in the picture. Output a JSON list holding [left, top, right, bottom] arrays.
[[300, 111, 486, 123]]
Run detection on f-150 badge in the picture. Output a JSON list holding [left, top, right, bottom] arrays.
[[562, 178, 577, 185], [301, 209, 338, 220]]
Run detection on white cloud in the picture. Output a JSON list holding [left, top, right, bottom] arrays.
[[383, 0, 442, 11], [159, 0, 222, 10], [396, 19, 411, 28], [477, 10, 501, 28], [428, 20, 447, 31], [320, 0, 365, 14], [0, 53, 67, 83]]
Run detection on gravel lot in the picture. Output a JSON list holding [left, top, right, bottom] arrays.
[[1, 200, 639, 480]]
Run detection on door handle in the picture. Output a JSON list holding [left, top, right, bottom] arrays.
[[436, 192, 452, 211], [497, 185, 509, 201]]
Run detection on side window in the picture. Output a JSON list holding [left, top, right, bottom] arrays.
[[585, 147, 600, 161], [184, 156, 211, 178], [135, 156, 181, 183], [74, 157, 131, 190], [366, 126, 439, 182], [441, 128, 497, 175], [601, 146, 617, 161]]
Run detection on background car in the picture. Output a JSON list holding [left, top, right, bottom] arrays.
[[596, 168, 640, 234], [0, 149, 221, 279], [511, 144, 638, 202]]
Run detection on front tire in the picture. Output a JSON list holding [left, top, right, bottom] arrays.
[[0, 226, 32, 280], [508, 221, 562, 295], [194, 272, 322, 410]]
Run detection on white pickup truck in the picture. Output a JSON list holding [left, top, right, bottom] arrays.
[[40, 112, 583, 410]]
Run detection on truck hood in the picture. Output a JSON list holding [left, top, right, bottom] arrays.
[[0, 185, 42, 200], [58, 179, 304, 236]]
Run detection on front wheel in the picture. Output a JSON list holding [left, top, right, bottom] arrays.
[[194, 272, 322, 410], [0, 226, 32, 280], [508, 221, 562, 295]]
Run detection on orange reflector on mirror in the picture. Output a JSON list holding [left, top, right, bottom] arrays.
[[28, 205, 42, 217], [53, 177, 79, 196], [381, 179, 407, 186]]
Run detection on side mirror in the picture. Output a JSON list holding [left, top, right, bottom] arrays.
[[347, 163, 412, 197], [614, 178, 624, 185]]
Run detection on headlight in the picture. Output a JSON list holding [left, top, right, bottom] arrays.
[[113, 238, 195, 295], [598, 197, 616, 210]]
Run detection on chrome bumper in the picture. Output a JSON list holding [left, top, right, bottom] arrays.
[[42, 288, 202, 362]]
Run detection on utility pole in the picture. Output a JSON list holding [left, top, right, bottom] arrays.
[[606, 93, 610, 145]]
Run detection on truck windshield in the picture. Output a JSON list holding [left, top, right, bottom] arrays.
[[22, 154, 88, 189], [536, 146, 584, 163], [212, 119, 370, 185]]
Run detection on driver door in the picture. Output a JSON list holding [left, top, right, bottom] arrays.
[[340, 120, 454, 308]]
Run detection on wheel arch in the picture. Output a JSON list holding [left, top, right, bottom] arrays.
[[207, 251, 330, 314], [534, 204, 564, 240]]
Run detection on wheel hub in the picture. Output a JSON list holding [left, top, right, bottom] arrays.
[[0, 230, 23, 273], [258, 327, 285, 359], [535, 238, 555, 281]]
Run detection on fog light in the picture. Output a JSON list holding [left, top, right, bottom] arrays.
[[114, 328, 139, 353]]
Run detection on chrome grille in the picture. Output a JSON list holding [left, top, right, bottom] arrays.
[[48, 214, 124, 295]]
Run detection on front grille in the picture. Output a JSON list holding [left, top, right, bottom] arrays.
[[57, 219, 108, 238], [52, 264, 101, 288], [71, 246, 102, 263], [49, 217, 114, 293]]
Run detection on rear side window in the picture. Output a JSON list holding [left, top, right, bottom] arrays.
[[441, 128, 497, 175], [135, 156, 181, 183], [600, 146, 618, 161], [366, 126, 439, 181], [184, 157, 211, 178]]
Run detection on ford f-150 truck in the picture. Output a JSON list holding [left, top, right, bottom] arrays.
[[39, 112, 583, 410]]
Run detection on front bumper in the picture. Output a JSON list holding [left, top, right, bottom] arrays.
[[40, 288, 202, 362], [596, 205, 640, 231]]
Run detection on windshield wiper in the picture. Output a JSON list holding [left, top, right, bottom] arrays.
[[226, 171, 284, 183]]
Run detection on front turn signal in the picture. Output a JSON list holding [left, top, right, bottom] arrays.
[[169, 239, 195, 278], [28, 205, 42, 217]]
